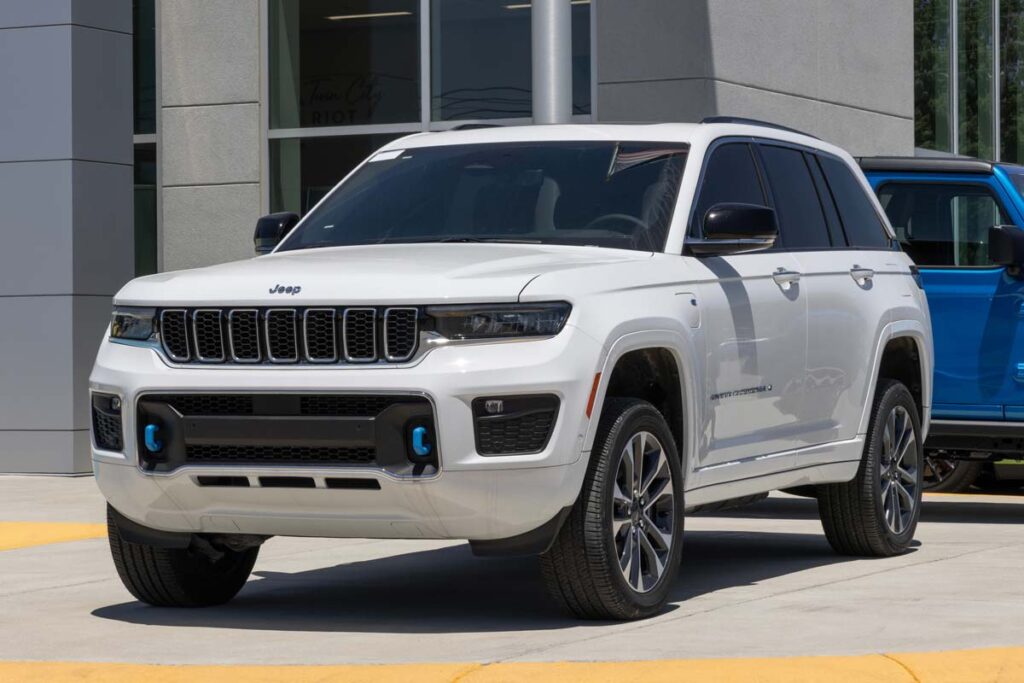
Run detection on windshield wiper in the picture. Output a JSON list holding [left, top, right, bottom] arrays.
[[437, 236, 542, 244]]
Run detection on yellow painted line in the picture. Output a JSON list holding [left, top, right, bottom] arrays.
[[2, 648, 1023, 682], [0, 522, 105, 551]]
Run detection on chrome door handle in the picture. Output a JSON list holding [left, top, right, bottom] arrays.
[[850, 267, 875, 283], [772, 268, 801, 286]]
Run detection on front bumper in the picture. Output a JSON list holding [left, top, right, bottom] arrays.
[[90, 326, 601, 541]]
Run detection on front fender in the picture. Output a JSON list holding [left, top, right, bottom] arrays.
[[583, 329, 703, 481]]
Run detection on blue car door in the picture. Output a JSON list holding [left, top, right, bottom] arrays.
[[870, 171, 1024, 420]]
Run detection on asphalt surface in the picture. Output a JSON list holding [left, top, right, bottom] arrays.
[[1, 475, 1023, 669]]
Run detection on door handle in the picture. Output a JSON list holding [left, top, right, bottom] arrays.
[[850, 267, 875, 284], [772, 268, 801, 287]]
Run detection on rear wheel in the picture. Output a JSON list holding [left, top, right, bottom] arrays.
[[541, 398, 683, 620], [923, 453, 982, 493], [818, 379, 923, 556], [107, 506, 258, 607]]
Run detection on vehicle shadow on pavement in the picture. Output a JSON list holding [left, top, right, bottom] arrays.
[[708, 494, 1024, 525], [91, 527, 856, 633]]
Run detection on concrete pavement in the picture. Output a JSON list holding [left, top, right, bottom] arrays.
[[1, 476, 1022, 676]]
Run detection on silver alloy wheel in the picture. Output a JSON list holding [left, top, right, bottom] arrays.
[[611, 431, 675, 593], [880, 405, 919, 535]]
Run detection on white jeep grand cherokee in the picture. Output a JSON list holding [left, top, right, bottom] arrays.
[[91, 119, 932, 619]]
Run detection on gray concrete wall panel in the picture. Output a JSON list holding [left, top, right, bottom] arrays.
[[160, 0, 260, 106], [161, 104, 261, 187], [161, 183, 262, 271]]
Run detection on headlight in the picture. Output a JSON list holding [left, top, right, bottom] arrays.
[[110, 306, 156, 340], [426, 302, 571, 340]]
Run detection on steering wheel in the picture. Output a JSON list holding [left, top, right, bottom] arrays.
[[583, 213, 649, 233]]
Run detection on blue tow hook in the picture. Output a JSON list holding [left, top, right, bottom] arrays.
[[144, 424, 163, 453], [411, 426, 431, 457]]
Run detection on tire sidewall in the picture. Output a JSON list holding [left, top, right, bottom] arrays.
[[593, 402, 684, 614], [868, 382, 923, 549]]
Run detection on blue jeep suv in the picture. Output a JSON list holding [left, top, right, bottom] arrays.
[[861, 157, 1024, 491]]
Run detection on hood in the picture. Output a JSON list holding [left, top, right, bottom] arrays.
[[115, 243, 651, 306]]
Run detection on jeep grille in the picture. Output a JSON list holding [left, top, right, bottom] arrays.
[[158, 307, 420, 365]]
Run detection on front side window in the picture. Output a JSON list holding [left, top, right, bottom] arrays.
[[277, 142, 687, 252], [759, 145, 831, 250], [878, 182, 1009, 266], [690, 143, 766, 234]]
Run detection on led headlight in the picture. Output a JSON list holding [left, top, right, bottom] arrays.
[[110, 306, 157, 341], [427, 302, 571, 341]]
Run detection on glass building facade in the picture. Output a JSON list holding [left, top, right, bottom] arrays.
[[267, 0, 592, 215], [916, 0, 1024, 162]]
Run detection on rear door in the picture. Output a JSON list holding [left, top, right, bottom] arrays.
[[755, 144, 895, 451], [874, 176, 1024, 420]]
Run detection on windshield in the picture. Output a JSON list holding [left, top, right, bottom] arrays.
[[276, 141, 688, 253], [1001, 165, 1024, 200]]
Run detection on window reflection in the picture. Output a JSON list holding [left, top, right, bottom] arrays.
[[958, 0, 994, 159], [914, 0, 952, 152], [431, 0, 590, 120], [269, 0, 420, 128]]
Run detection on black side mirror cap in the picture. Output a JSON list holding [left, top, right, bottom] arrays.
[[688, 203, 779, 255], [254, 212, 299, 255], [989, 224, 1024, 267]]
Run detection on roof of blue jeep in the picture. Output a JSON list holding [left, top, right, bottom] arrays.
[[857, 156, 996, 174]]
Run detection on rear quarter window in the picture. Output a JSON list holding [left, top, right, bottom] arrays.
[[818, 155, 891, 249]]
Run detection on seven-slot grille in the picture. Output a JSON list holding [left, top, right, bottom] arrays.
[[158, 307, 419, 365]]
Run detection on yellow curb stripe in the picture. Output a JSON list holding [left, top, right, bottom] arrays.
[[0, 522, 106, 551], [2, 648, 1023, 683]]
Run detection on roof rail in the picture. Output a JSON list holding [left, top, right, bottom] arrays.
[[449, 122, 505, 131], [700, 116, 819, 139]]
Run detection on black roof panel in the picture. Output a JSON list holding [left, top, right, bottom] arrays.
[[857, 156, 994, 174]]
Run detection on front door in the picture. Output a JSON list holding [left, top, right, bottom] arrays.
[[875, 176, 1024, 419], [687, 141, 808, 479]]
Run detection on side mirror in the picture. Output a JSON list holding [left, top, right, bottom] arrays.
[[688, 203, 778, 255], [254, 212, 299, 255], [989, 224, 1024, 268]]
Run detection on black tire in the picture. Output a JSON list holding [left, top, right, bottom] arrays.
[[923, 454, 982, 493], [107, 506, 258, 607], [541, 398, 684, 620], [818, 379, 923, 557]]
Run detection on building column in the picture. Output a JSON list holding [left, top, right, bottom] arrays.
[[532, 0, 573, 124], [159, 0, 262, 271], [0, 2, 133, 473]]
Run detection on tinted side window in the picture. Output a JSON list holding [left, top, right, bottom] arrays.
[[877, 182, 1010, 266], [758, 145, 831, 249], [818, 155, 891, 248], [691, 143, 766, 233]]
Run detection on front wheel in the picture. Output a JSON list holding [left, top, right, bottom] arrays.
[[107, 506, 258, 607], [818, 379, 923, 557], [541, 398, 684, 620]]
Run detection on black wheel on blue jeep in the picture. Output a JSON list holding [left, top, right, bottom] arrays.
[[817, 379, 923, 556], [923, 453, 982, 493], [541, 398, 684, 620], [107, 506, 258, 607]]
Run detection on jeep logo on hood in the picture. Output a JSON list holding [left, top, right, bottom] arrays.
[[269, 284, 302, 295]]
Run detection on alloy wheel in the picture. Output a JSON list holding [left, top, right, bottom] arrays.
[[611, 431, 676, 593], [923, 454, 959, 489], [880, 405, 919, 534]]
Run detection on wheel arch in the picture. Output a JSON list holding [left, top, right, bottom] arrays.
[[860, 320, 933, 439], [585, 331, 700, 479]]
